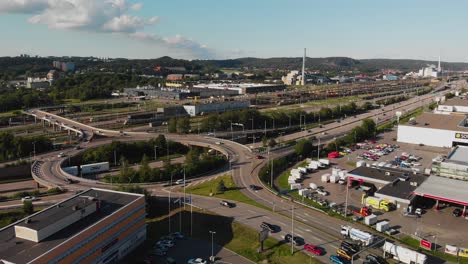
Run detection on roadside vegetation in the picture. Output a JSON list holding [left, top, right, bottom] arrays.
[[185, 174, 270, 211], [0, 131, 53, 162]]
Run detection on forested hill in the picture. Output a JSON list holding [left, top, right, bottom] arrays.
[[1, 56, 468, 77]]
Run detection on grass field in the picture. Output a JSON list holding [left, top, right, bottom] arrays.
[[185, 174, 271, 211]]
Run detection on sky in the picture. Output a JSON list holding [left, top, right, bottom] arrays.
[[0, 0, 467, 61]]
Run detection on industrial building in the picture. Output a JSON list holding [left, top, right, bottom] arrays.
[[0, 188, 146, 264], [347, 166, 428, 205], [192, 83, 286, 94], [434, 98, 468, 114], [397, 112, 468, 148], [124, 86, 199, 100], [432, 145, 468, 180], [183, 100, 250, 116]]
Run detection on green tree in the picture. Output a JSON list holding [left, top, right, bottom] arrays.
[[168, 118, 177, 133], [23, 200, 34, 215], [294, 139, 313, 157], [177, 117, 191, 133], [138, 155, 151, 182], [268, 138, 277, 148], [119, 157, 135, 183], [216, 179, 226, 194]]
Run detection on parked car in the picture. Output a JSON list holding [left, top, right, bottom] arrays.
[[341, 241, 359, 254], [150, 249, 166, 256], [187, 258, 207, 264], [21, 196, 37, 202], [220, 200, 235, 208], [365, 254, 387, 264], [316, 189, 329, 196], [256, 155, 264, 159], [172, 232, 184, 239], [175, 179, 186, 185], [304, 244, 324, 255], [453, 208, 463, 217], [336, 249, 354, 260], [156, 240, 174, 248]]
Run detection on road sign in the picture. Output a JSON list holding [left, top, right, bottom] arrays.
[[420, 239, 432, 250], [259, 228, 269, 242]]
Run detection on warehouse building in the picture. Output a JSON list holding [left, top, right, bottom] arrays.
[[124, 86, 199, 100], [183, 100, 250, 116], [434, 98, 468, 115], [0, 188, 146, 264], [397, 112, 468, 148], [193, 83, 286, 94], [347, 166, 428, 205]]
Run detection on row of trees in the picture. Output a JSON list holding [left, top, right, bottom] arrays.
[[78, 135, 187, 165], [195, 101, 374, 133], [0, 132, 53, 162], [114, 148, 226, 183], [0, 87, 58, 112]]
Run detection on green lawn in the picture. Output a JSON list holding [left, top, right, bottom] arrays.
[[185, 175, 272, 211]]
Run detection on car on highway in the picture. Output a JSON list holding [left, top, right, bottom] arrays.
[[365, 254, 386, 264], [220, 200, 235, 208], [74, 145, 81, 150], [330, 255, 350, 264], [256, 155, 264, 159], [187, 258, 207, 264], [303, 244, 324, 256], [336, 249, 354, 260], [57, 152, 65, 158], [175, 179, 186, 185], [453, 208, 463, 217], [340, 241, 359, 254], [260, 222, 276, 232], [21, 196, 37, 202], [284, 234, 304, 246], [249, 184, 262, 191]]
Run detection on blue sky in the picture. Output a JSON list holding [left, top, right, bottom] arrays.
[[0, 0, 467, 61]]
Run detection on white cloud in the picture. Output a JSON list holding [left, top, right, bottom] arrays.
[[2, 0, 215, 59], [0, 0, 48, 13], [130, 3, 142, 11]]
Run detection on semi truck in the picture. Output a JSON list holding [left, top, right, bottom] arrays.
[[340, 225, 375, 246], [365, 196, 395, 212], [383, 241, 427, 264], [80, 162, 110, 175]]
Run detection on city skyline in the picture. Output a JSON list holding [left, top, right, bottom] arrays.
[[0, 0, 467, 62]]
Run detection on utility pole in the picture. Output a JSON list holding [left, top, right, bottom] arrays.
[[154, 145, 157, 161], [168, 172, 173, 234], [114, 150, 117, 166], [291, 203, 295, 255], [190, 193, 193, 237], [179, 197, 182, 233], [209, 231, 216, 262], [183, 168, 186, 209]]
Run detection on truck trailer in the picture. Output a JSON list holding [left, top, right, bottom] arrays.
[[340, 225, 375, 246], [383, 241, 427, 264]]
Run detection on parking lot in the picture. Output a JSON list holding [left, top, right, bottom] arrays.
[[148, 236, 253, 264], [293, 127, 468, 246]]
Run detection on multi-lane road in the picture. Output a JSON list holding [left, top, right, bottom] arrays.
[[9, 82, 453, 263]]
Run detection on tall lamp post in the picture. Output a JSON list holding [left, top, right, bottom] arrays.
[[209, 231, 216, 262]]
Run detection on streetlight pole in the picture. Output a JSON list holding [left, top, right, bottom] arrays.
[[154, 145, 158, 161], [209, 231, 216, 261], [249, 118, 255, 146], [317, 136, 320, 160], [32, 141, 36, 160], [190, 193, 193, 237], [291, 203, 294, 255], [168, 172, 173, 234]]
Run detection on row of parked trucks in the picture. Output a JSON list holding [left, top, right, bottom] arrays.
[[340, 226, 427, 264]]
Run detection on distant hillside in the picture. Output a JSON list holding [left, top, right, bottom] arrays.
[[197, 57, 468, 72]]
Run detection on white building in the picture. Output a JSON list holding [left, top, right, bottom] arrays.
[[417, 64, 439, 78], [397, 112, 468, 148], [282, 70, 302, 85], [183, 100, 250, 116], [434, 98, 468, 115]]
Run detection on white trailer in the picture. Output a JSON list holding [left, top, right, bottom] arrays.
[[319, 159, 330, 167], [307, 162, 319, 170], [80, 162, 110, 175], [298, 188, 312, 196], [321, 173, 330, 183], [309, 183, 318, 190], [364, 214, 378, 226], [290, 183, 302, 190], [356, 161, 366, 167], [297, 167, 308, 174], [340, 225, 375, 246], [376, 221, 390, 232], [383, 241, 427, 264], [330, 175, 339, 183]]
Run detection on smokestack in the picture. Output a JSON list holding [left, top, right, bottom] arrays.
[[302, 48, 306, 86], [437, 55, 441, 72]]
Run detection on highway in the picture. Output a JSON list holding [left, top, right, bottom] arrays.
[[15, 82, 452, 263]]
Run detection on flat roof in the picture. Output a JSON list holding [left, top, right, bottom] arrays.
[[349, 166, 428, 201], [413, 176, 468, 206], [403, 112, 468, 132], [442, 98, 468, 107], [446, 145, 468, 163], [0, 188, 143, 264]]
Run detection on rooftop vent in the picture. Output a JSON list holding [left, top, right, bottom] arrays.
[[24, 218, 30, 224], [72, 205, 80, 211]]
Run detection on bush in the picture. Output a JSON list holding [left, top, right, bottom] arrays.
[[23, 201, 34, 215]]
